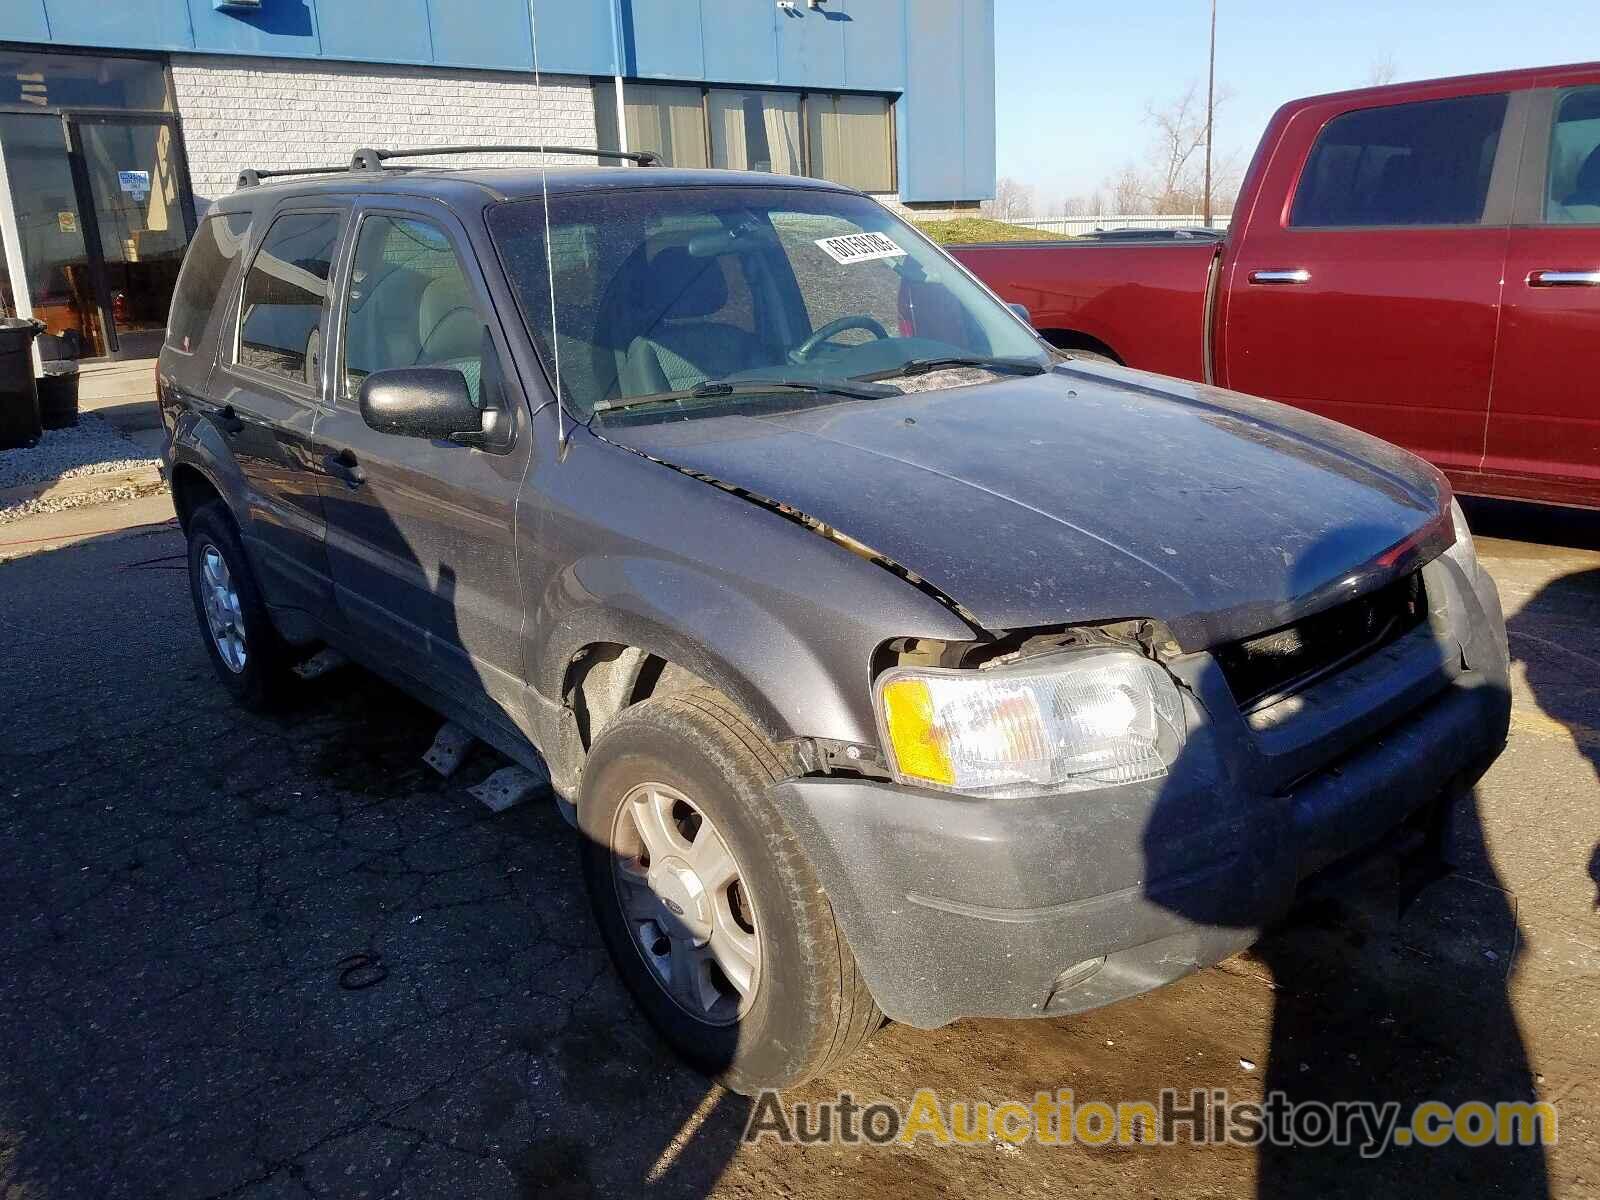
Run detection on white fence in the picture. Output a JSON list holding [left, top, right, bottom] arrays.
[[1006, 213, 1233, 237]]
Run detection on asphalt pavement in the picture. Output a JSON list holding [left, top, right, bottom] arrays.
[[0, 497, 1595, 1199]]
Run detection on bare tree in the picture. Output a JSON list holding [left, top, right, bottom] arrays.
[[1364, 53, 1398, 87], [982, 176, 1037, 222], [1098, 83, 1239, 216]]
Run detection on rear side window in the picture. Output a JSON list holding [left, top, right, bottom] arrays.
[[1545, 87, 1600, 223], [1290, 94, 1508, 227], [236, 210, 343, 385], [166, 212, 250, 354]]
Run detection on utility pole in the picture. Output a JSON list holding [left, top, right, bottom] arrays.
[[1203, 0, 1216, 227]]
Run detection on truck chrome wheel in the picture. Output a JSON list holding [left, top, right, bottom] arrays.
[[610, 781, 760, 1027], [198, 543, 247, 673]]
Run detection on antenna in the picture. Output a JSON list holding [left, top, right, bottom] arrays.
[[530, 2, 566, 451]]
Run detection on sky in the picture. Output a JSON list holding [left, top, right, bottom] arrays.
[[993, 0, 1593, 212]]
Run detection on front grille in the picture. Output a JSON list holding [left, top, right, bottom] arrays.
[[1216, 571, 1427, 713]]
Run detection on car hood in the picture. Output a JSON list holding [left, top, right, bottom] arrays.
[[594, 363, 1453, 647]]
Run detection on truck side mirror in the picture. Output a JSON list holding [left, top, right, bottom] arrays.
[[1008, 302, 1034, 327]]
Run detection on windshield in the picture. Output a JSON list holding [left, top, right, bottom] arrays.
[[486, 184, 1049, 419]]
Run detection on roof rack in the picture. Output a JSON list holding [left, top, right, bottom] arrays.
[[236, 144, 657, 189]]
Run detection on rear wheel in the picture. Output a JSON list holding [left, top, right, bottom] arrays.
[[578, 687, 881, 1093], [185, 502, 296, 711]]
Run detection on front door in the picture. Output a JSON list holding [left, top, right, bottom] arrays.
[[314, 202, 532, 740], [65, 113, 196, 359], [1223, 90, 1520, 478], [1483, 85, 1600, 507]]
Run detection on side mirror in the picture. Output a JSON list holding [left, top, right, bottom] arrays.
[[357, 367, 483, 445], [1008, 302, 1034, 327]]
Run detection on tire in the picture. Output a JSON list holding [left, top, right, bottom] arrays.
[[185, 501, 296, 712], [578, 686, 881, 1093]]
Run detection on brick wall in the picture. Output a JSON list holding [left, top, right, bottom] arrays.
[[169, 55, 598, 210]]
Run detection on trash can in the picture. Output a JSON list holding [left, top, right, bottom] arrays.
[[0, 317, 44, 451], [38, 360, 81, 430]]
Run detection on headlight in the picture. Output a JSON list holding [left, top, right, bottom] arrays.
[[1447, 498, 1480, 577], [874, 648, 1186, 797]]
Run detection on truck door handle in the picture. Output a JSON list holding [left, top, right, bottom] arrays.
[[1248, 268, 1312, 285], [217, 404, 244, 435], [324, 449, 365, 487], [1527, 269, 1600, 287]]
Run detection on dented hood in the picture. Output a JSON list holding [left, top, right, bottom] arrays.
[[596, 365, 1453, 647]]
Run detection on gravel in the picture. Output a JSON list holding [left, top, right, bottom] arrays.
[[0, 415, 159, 491]]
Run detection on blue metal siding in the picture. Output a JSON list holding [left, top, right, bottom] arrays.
[[320, 0, 430, 65], [0, 2, 53, 44], [41, 0, 192, 50], [433, 0, 534, 70], [621, 0, 704, 79], [0, 0, 994, 201], [840, 0, 905, 93], [529, 0, 614, 76], [776, 5, 844, 90], [700, 0, 777, 85], [182, 0, 321, 58]]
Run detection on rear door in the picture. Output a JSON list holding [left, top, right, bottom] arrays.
[[1483, 84, 1600, 506], [1223, 89, 1525, 477], [209, 202, 348, 622], [313, 198, 533, 739]]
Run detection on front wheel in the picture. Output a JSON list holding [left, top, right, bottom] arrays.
[[578, 687, 881, 1093]]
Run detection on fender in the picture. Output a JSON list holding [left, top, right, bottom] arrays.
[[534, 553, 885, 750], [169, 408, 251, 529]]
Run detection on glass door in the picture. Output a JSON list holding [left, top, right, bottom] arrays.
[[66, 113, 196, 359], [0, 112, 104, 357]]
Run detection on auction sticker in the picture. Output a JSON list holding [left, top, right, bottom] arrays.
[[815, 231, 907, 265]]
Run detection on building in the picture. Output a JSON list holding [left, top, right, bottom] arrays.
[[0, 0, 995, 362]]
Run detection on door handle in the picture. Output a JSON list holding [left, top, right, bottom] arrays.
[[324, 449, 366, 488], [1248, 268, 1312, 285], [216, 404, 244, 435], [1527, 269, 1600, 287]]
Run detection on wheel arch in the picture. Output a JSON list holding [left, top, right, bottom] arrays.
[[1037, 328, 1125, 363]]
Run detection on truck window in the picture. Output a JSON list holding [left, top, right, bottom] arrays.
[[166, 212, 250, 355], [1290, 94, 1508, 227], [236, 211, 342, 386], [1545, 87, 1600, 224]]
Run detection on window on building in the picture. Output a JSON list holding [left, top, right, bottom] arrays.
[[167, 212, 250, 354], [709, 90, 803, 174], [237, 211, 342, 385], [624, 84, 709, 169], [599, 80, 895, 192], [1290, 94, 1507, 227], [1545, 87, 1600, 224], [805, 94, 894, 193], [342, 215, 485, 405], [0, 50, 171, 111]]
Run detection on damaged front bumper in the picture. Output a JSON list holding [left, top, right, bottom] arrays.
[[773, 551, 1511, 1030]]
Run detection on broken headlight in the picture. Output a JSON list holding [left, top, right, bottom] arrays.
[[873, 648, 1186, 797]]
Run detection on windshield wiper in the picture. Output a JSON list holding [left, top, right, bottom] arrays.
[[593, 376, 898, 414], [859, 355, 1048, 382]]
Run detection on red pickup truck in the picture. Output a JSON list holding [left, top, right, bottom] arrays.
[[955, 63, 1600, 509]]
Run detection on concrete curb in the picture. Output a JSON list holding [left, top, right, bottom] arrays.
[[0, 464, 164, 511]]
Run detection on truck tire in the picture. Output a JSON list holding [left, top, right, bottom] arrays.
[[578, 686, 882, 1093], [185, 501, 297, 712]]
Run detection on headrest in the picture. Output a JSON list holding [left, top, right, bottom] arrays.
[[1572, 144, 1600, 201], [417, 274, 478, 362], [646, 246, 728, 318]]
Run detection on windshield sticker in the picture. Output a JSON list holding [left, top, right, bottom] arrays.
[[814, 232, 907, 265]]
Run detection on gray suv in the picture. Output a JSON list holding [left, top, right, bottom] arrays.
[[157, 147, 1511, 1093]]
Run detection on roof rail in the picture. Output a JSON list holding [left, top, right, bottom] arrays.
[[235, 163, 366, 189], [235, 144, 657, 190], [349, 145, 660, 169]]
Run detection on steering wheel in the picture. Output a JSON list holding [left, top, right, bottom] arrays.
[[794, 314, 891, 361]]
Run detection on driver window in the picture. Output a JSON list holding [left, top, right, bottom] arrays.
[[343, 215, 485, 406]]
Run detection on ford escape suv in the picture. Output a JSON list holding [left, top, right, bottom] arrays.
[[157, 147, 1511, 1093]]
